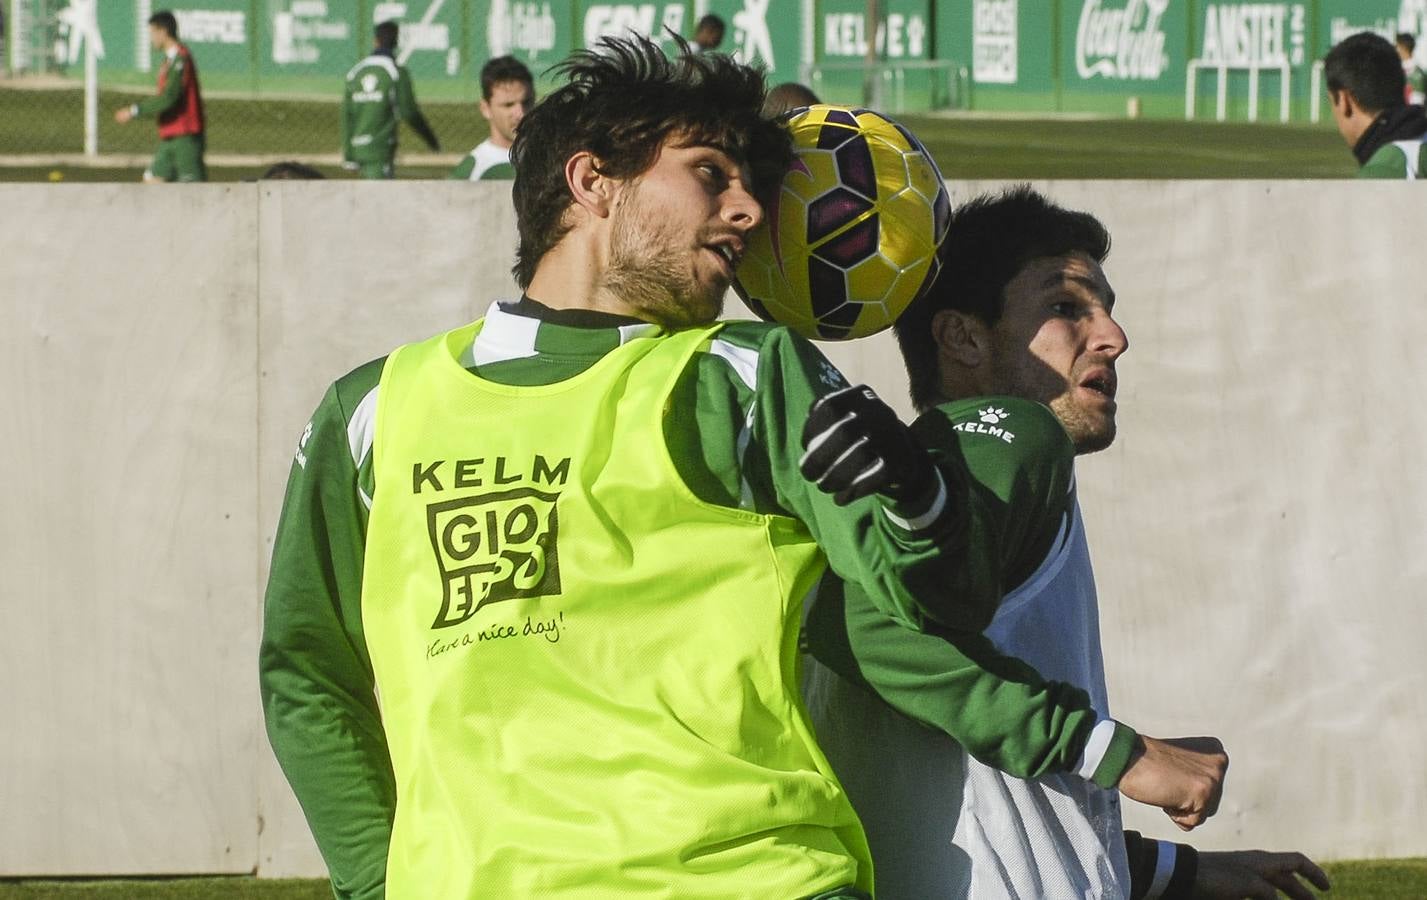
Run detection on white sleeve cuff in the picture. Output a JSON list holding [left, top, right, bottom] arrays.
[[1072, 717, 1116, 780], [880, 469, 947, 533], [1145, 840, 1178, 899]]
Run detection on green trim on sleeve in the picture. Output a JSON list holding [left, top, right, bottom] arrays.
[[1090, 721, 1139, 788]]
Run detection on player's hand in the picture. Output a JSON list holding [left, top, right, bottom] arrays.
[[114, 107, 133, 124], [1117, 735, 1228, 831], [800, 385, 938, 507], [1194, 849, 1330, 899]]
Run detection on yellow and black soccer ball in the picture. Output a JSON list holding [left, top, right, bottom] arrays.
[[734, 105, 951, 341]]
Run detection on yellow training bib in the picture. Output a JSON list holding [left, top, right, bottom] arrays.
[[362, 320, 870, 898]]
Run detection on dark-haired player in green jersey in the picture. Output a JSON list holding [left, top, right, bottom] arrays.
[[805, 187, 1330, 900], [263, 37, 1227, 900], [1325, 32, 1427, 178], [341, 20, 439, 180], [449, 56, 533, 181]]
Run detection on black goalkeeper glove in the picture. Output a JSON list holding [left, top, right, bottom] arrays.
[[799, 384, 941, 511]]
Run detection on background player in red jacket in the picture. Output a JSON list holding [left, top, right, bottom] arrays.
[[114, 10, 206, 183]]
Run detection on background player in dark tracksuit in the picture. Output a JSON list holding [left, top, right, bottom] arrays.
[[342, 21, 440, 180], [805, 187, 1331, 900], [113, 11, 205, 183], [1325, 32, 1427, 179]]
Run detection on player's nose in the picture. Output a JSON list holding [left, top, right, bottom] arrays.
[[722, 181, 763, 233], [1090, 310, 1129, 358]]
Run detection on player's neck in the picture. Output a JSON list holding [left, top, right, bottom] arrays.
[[525, 232, 654, 322]]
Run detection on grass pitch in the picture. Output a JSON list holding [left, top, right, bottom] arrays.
[[2, 859, 1425, 897], [0, 85, 1357, 182]]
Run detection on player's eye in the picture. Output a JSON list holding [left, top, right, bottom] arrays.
[[697, 163, 728, 185], [1051, 300, 1080, 317]]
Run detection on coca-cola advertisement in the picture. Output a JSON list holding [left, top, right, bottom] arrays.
[[1073, 0, 1175, 82]]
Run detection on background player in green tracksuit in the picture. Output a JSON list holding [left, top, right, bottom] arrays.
[[342, 21, 439, 180], [1325, 32, 1427, 179], [113, 10, 205, 183], [261, 38, 1226, 900], [804, 187, 1330, 900], [449, 56, 533, 181]]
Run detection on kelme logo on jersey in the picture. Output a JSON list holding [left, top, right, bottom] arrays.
[[955, 409, 1016, 443], [414, 455, 571, 629]]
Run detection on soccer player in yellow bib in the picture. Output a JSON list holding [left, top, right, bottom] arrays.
[[261, 37, 1227, 900]]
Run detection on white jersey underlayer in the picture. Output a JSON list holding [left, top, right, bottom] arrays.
[[804, 497, 1131, 900]]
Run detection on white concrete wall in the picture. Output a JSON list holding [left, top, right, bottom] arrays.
[[1, 181, 1422, 876]]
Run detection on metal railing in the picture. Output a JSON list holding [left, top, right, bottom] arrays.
[[1185, 58, 1292, 124]]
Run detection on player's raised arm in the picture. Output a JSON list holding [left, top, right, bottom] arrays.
[[746, 326, 990, 631], [260, 373, 397, 898]]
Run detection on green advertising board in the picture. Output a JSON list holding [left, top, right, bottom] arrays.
[[814, 0, 936, 108], [174, 1, 258, 76], [95, 2, 143, 74], [92, 2, 252, 84], [470, 0, 578, 87], [1058, 0, 1192, 116], [1317, 0, 1425, 51], [375, 0, 465, 83], [259, 0, 364, 83], [938, 0, 1058, 111], [1185, 1, 1310, 120], [576, 1, 691, 57], [43, 0, 1426, 119], [703, 0, 801, 87]]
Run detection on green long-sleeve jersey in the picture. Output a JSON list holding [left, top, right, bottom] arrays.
[[134, 48, 184, 118], [341, 51, 438, 164], [807, 397, 1135, 788], [260, 298, 1125, 898]]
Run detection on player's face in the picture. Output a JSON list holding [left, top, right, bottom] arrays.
[[986, 252, 1127, 454], [148, 25, 168, 51], [480, 81, 534, 148], [598, 140, 763, 328]]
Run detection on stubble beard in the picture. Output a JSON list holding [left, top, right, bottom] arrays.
[[993, 355, 1117, 456], [596, 187, 726, 330], [1048, 393, 1116, 456]]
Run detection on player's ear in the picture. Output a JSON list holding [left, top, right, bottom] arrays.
[[565, 152, 617, 219], [931, 309, 987, 370]]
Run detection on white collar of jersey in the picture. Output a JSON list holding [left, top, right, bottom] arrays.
[[166, 45, 179, 60], [463, 300, 659, 367]]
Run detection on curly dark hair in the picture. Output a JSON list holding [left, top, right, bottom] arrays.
[[509, 34, 791, 289], [895, 186, 1112, 412]]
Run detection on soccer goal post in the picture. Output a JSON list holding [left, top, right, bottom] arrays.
[[1185, 59, 1292, 124]]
